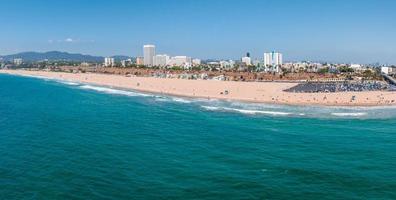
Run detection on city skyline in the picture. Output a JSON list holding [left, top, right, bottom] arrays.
[[1, 0, 395, 64]]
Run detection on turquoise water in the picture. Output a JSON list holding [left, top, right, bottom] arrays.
[[0, 74, 395, 199]]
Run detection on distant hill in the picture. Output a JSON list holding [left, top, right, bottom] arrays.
[[0, 51, 132, 62]]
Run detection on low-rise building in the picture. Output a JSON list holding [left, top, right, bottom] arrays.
[[168, 56, 192, 69], [350, 64, 363, 71], [136, 57, 144, 65], [192, 59, 201, 66], [121, 59, 132, 67], [153, 54, 170, 67], [220, 60, 235, 70], [382, 66, 396, 75], [80, 62, 90, 67], [241, 56, 251, 66]]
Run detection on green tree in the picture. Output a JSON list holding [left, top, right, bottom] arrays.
[[338, 66, 354, 73], [318, 67, 329, 74]]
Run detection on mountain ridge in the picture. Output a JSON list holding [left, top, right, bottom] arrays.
[[0, 51, 131, 62]]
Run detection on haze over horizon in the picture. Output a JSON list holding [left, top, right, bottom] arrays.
[[1, 0, 395, 64]]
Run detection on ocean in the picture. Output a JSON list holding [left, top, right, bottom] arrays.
[[0, 74, 395, 199]]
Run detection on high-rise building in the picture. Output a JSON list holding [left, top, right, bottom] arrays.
[[264, 52, 283, 72], [153, 54, 170, 67], [104, 57, 115, 67], [143, 45, 156, 67]]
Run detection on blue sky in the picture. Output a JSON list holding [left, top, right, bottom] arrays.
[[0, 0, 395, 64]]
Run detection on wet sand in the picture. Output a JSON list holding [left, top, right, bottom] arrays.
[[2, 70, 396, 106]]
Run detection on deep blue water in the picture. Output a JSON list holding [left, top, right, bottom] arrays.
[[0, 74, 395, 199]]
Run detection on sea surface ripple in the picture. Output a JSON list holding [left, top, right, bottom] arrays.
[[0, 74, 395, 199]]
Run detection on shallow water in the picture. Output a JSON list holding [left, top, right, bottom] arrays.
[[0, 74, 395, 199]]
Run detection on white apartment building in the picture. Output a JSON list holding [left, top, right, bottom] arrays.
[[153, 54, 170, 67], [104, 57, 115, 67], [121, 59, 132, 67], [241, 56, 252, 66], [350, 64, 363, 71], [264, 52, 283, 72], [13, 58, 23, 66], [220, 60, 235, 69], [168, 56, 192, 68], [382, 66, 390, 74], [192, 59, 201, 66], [382, 66, 396, 75], [143, 45, 156, 67]]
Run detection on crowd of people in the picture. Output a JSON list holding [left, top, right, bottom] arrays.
[[285, 81, 389, 93]]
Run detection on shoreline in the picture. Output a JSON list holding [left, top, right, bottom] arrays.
[[1, 69, 396, 107]]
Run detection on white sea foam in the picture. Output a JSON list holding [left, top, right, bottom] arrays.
[[154, 96, 193, 104], [199, 101, 395, 118], [202, 106, 222, 111], [220, 100, 396, 118], [229, 101, 283, 110], [20, 74, 55, 81], [79, 85, 152, 97], [171, 97, 192, 104], [331, 112, 368, 117], [202, 106, 292, 116], [195, 98, 220, 102], [154, 97, 170, 102], [227, 108, 291, 116], [59, 81, 80, 86]]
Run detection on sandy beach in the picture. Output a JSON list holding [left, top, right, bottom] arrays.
[[1, 69, 396, 106]]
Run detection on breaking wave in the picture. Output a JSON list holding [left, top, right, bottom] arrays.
[[170, 97, 192, 104], [202, 106, 292, 116], [72, 84, 396, 119], [58, 81, 80, 86], [201, 102, 396, 119], [331, 112, 368, 117], [79, 85, 152, 97]]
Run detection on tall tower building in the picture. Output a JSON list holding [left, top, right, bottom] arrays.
[[143, 45, 156, 67]]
